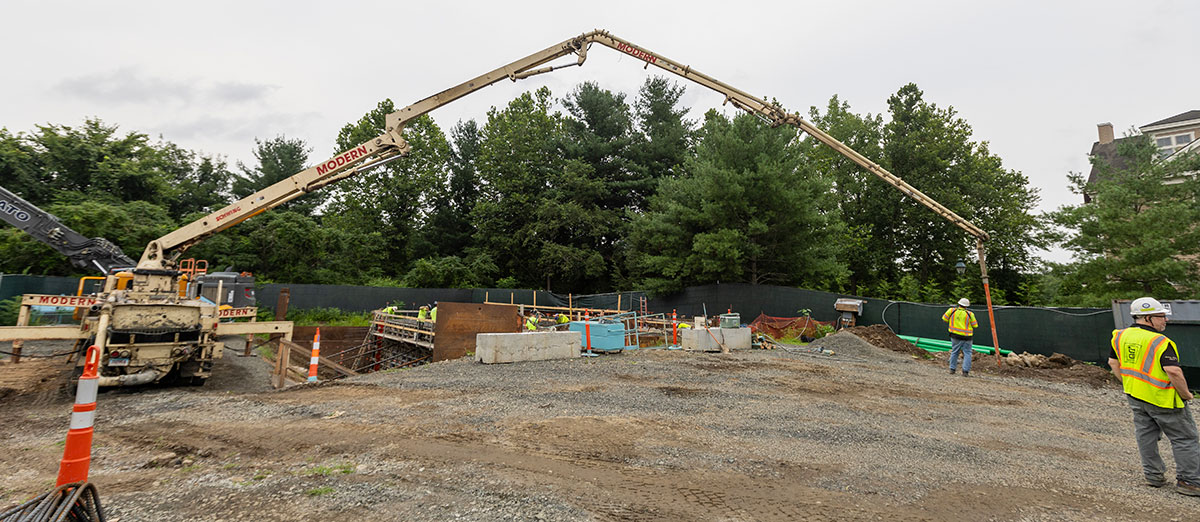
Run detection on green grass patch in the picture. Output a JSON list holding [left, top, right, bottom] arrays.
[[256, 306, 373, 326], [305, 463, 355, 477], [305, 487, 335, 497], [256, 345, 274, 360]]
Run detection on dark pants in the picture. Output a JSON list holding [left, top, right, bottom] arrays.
[[1128, 395, 1200, 483]]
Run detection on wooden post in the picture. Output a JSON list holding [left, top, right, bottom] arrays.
[[270, 288, 290, 388], [568, 294, 573, 320], [243, 316, 257, 357], [485, 291, 489, 303], [533, 291, 537, 310], [273, 340, 292, 389], [510, 292, 514, 304], [617, 294, 621, 312], [11, 304, 30, 363]]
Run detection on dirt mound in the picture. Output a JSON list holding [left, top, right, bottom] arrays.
[[0, 358, 72, 404], [932, 350, 1117, 388], [842, 325, 929, 358], [839, 327, 1117, 389], [990, 352, 1116, 388]]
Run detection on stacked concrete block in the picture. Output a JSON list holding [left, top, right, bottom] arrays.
[[475, 331, 579, 364]]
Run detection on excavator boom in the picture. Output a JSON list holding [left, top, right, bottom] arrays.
[[0, 185, 135, 274]]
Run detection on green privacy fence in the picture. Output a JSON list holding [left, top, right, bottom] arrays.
[[0, 274, 82, 302]]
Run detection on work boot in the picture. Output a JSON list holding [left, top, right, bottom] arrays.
[[962, 371, 970, 378], [1177, 479, 1200, 497], [949, 368, 956, 374], [1147, 476, 1169, 488]]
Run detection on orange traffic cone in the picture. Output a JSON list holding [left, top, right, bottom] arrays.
[[57, 345, 100, 486], [307, 328, 321, 382], [672, 309, 678, 345]]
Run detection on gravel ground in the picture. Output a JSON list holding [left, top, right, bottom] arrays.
[[3, 332, 1200, 521]]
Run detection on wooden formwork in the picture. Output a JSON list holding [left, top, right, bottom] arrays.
[[433, 302, 522, 361], [270, 303, 523, 386]]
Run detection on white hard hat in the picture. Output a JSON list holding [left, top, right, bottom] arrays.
[[1130, 297, 1171, 316], [957, 298, 970, 307]]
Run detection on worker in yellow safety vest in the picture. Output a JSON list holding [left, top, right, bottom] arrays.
[[430, 302, 437, 322], [942, 298, 978, 377], [1108, 296, 1200, 495], [556, 313, 570, 325], [417, 305, 429, 320], [525, 313, 539, 331]]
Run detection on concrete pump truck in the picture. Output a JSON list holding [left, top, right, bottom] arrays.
[[0, 29, 1001, 386]]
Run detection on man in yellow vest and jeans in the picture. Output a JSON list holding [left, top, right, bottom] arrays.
[[943, 298, 978, 377], [1109, 296, 1200, 495]]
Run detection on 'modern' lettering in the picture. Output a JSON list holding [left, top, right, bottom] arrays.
[[316, 145, 370, 175], [616, 42, 657, 65]]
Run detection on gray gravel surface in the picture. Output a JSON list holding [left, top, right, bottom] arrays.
[[3, 331, 1200, 520]]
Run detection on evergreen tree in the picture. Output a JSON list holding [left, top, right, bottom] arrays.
[[421, 119, 481, 258], [632, 76, 695, 193], [232, 136, 318, 215], [628, 110, 845, 294]]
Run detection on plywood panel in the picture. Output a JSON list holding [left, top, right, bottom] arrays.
[[434, 302, 521, 361]]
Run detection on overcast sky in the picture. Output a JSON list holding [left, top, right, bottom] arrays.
[[2, 1, 1195, 264]]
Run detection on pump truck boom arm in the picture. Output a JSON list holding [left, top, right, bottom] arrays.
[[0, 185, 136, 274], [140, 29, 988, 272]]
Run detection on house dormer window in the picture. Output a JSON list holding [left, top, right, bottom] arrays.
[[1156, 132, 1193, 158]]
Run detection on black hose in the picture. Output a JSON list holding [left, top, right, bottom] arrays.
[[0, 347, 86, 359], [0, 482, 105, 522]]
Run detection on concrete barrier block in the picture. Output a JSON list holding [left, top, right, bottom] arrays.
[[681, 327, 752, 352], [476, 331, 579, 364]]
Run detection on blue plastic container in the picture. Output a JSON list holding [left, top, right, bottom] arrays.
[[568, 320, 627, 352]]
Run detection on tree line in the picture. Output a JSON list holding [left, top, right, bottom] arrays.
[[2, 78, 1197, 307]]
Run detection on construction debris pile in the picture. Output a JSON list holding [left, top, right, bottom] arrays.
[[1004, 351, 1075, 369], [747, 313, 835, 341]]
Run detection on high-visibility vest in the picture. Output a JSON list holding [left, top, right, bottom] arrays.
[[556, 314, 569, 324], [1113, 327, 1183, 408], [417, 309, 428, 320], [525, 317, 538, 330], [942, 307, 977, 337], [431, 307, 437, 322]]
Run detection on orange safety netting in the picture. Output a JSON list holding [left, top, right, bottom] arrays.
[[748, 313, 834, 340]]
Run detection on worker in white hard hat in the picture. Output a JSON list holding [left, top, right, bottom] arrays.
[[942, 298, 978, 377], [1108, 296, 1200, 495]]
